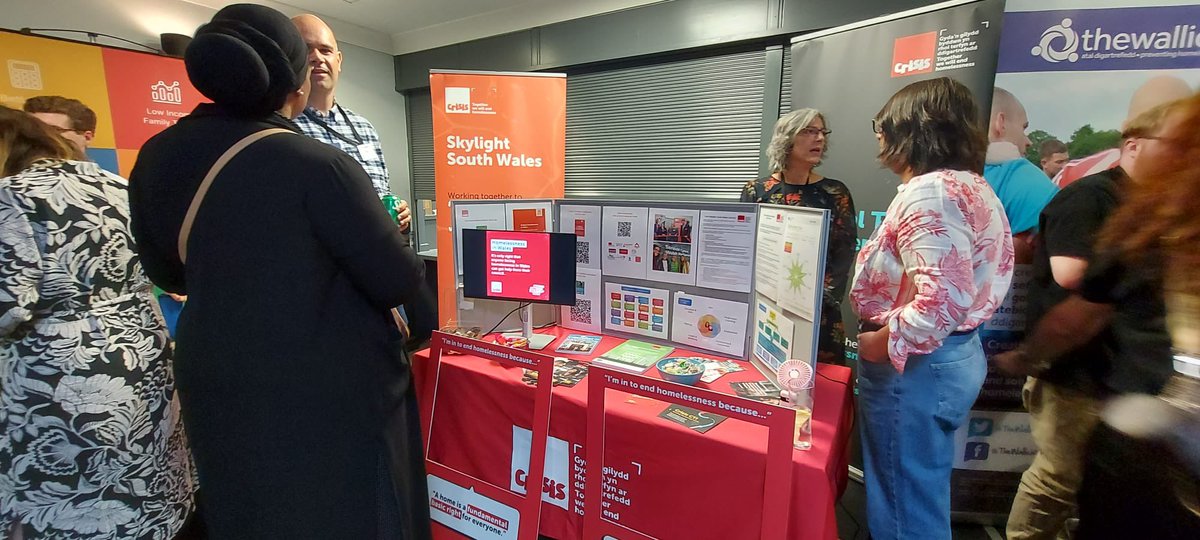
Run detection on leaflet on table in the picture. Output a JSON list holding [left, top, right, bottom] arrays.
[[453, 203, 506, 276], [603, 282, 670, 340], [559, 268, 602, 333], [554, 334, 601, 354], [658, 404, 727, 434], [753, 297, 794, 373], [775, 212, 822, 321], [695, 210, 756, 293], [506, 201, 553, 232], [730, 380, 781, 402], [601, 206, 649, 279], [755, 209, 787, 299], [521, 357, 589, 387], [700, 359, 744, 384], [648, 208, 699, 286], [558, 204, 601, 270], [670, 292, 749, 358], [593, 339, 675, 373]]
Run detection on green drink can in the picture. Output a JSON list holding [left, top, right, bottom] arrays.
[[381, 194, 399, 223]]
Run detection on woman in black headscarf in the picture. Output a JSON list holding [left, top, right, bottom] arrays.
[[128, 4, 434, 538]]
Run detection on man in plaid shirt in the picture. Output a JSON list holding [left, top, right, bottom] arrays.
[[292, 14, 411, 232]]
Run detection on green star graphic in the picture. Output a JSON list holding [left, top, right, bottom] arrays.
[[787, 261, 809, 291]]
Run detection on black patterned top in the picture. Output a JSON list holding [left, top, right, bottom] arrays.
[[0, 160, 194, 538]]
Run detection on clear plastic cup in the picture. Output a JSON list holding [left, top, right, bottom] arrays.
[[783, 378, 813, 450]]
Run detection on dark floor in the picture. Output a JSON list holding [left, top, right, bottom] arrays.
[[835, 477, 1006, 540]]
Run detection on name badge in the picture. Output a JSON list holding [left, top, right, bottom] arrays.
[[357, 143, 376, 161]]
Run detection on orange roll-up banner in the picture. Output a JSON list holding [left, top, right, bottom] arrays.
[[430, 70, 566, 326]]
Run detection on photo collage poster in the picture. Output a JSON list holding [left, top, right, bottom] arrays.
[[556, 203, 760, 358]]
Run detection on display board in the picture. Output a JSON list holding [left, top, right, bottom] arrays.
[[0, 30, 206, 178], [558, 200, 761, 365], [450, 198, 831, 377]]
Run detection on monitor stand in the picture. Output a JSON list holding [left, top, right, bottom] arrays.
[[502, 303, 556, 351]]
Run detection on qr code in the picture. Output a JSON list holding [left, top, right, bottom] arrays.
[[570, 300, 592, 324], [617, 221, 632, 237], [575, 241, 590, 264]]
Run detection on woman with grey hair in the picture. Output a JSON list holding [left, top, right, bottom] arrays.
[[742, 108, 857, 365]]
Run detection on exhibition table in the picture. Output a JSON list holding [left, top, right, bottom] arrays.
[[412, 326, 854, 540]]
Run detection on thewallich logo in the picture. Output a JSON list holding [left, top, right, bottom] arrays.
[[1032, 18, 1080, 63]]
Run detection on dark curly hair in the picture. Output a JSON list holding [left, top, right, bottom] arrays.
[[874, 77, 987, 176]]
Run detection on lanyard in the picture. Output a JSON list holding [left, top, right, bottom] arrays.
[[303, 104, 364, 146]]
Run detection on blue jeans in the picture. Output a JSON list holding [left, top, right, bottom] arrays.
[[857, 332, 986, 540]]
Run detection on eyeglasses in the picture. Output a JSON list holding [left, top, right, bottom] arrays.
[[798, 127, 831, 138], [871, 119, 884, 134], [46, 125, 84, 135]]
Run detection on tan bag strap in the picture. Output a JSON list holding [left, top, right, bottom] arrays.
[[178, 128, 292, 264]]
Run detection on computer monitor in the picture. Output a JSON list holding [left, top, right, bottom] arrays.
[[461, 229, 577, 306]]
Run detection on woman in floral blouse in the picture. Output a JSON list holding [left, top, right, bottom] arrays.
[[0, 106, 194, 539], [851, 78, 1013, 539], [742, 108, 857, 365]]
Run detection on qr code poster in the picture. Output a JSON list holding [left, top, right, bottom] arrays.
[[560, 268, 602, 333], [558, 205, 600, 270], [601, 206, 648, 280]]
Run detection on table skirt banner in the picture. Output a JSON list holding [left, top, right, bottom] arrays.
[[424, 332, 558, 539], [413, 329, 854, 540]]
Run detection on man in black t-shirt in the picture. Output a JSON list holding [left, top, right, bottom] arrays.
[[1001, 102, 1181, 540]]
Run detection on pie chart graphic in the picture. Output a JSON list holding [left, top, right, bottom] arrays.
[[698, 314, 721, 338]]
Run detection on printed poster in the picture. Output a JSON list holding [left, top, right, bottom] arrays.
[[696, 210, 757, 293], [558, 204, 601, 270], [648, 208, 699, 286], [560, 268, 602, 334], [506, 201, 552, 232], [754, 209, 787, 299], [776, 212, 823, 321], [454, 203, 506, 276], [601, 206, 649, 279], [603, 282, 670, 340], [670, 292, 749, 358], [753, 297, 795, 373]]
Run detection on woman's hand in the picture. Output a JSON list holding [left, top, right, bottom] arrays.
[[857, 328, 890, 364]]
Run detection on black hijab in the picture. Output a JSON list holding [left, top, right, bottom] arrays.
[[184, 4, 308, 117]]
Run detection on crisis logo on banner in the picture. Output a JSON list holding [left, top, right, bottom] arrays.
[[444, 84, 497, 115], [892, 32, 937, 77], [445, 87, 471, 114], [510, 426, 570, 510]]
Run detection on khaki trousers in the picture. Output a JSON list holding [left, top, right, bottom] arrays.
[[1006, 377, 1104, 540]]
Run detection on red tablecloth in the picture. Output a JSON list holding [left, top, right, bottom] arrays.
[[413, 327, 853, 540]]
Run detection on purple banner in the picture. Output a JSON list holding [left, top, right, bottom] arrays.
[[998, 5, 1200, 73]]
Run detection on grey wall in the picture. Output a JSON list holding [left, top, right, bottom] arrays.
[[395, 0, 941, 91], [337, 43, 412, 203]]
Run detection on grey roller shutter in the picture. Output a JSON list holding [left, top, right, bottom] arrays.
[[406, 90, 435, 201], [780, 46, 792, 116], [565, 49, 766, 201]]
